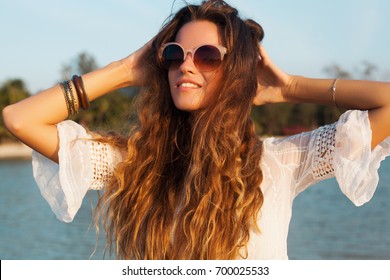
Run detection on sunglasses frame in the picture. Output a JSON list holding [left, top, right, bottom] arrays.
[[159, 42, 227, 71]]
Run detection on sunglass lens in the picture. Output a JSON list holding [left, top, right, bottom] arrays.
[[162, 45, 184, 69], [194, 45, 222, 71]]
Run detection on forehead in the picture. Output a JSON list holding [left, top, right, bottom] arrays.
[[175, 20, 222, 47]]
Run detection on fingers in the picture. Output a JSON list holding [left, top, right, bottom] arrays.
[[125, 37, 156, 85], [258, 44, 270, 63], [258, 44, 264, 57]]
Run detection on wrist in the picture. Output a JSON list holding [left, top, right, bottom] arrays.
[[81, 60, 132, 101], [282, 76, 340, 105], [110, 59, 134, 88], [282, 75, 300, 103], [119, 55, 138, 87]]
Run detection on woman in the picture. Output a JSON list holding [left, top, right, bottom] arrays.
[[2, 0, 390, 259]]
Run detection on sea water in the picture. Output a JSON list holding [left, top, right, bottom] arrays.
[[0, 159, 389, 259]]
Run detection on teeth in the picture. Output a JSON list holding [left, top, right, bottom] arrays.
[[179, 83, 200, 88]]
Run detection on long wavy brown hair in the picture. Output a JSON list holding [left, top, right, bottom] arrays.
[[95, 0, 265, 259]]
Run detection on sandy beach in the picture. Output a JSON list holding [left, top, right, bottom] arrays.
[[0, 142, 32, 160]]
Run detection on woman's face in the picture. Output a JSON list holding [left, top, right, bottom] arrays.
[[168, 20, 224, 112]]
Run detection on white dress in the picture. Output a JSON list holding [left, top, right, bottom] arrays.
[[31, 110, 390, 259]]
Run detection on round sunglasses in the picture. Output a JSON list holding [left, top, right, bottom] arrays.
[[160, 43, 227, 72]]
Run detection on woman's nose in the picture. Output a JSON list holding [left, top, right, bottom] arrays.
[[179, 52, 196, 73]]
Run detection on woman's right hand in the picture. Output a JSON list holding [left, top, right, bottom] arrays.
[[253, 45, 294, 106], [120, 37, 154, 87]]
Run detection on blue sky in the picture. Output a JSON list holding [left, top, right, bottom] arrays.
[[1, 0, 390, 93]]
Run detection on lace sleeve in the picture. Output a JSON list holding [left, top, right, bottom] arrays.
[[295, 110, 390, 205], [311, 123, 337, 180], [89, 141, 118, 190], [32, 120, 123, 222], [334, 110, 390, 205], [264, 110, 390, 206], [263, 121, 339, 196]]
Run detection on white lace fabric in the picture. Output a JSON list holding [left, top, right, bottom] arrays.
[[32, 110, 390, 259], [32, 121, 122, 222]]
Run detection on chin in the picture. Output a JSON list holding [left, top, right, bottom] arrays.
[[171, 94, 204, 112], [173, 102, 201, 112]]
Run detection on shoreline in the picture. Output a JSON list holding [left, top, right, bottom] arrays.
[[0, 142, 32, 160]]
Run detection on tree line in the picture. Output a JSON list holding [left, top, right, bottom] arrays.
[[1, 52, 388, 142]]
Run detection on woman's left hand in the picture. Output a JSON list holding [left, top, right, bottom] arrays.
[[253, 45, 294, 105]]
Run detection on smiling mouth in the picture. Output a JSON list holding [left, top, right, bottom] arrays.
[[177, 82, 201, 89]]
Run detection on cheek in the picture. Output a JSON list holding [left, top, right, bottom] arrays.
[[168, 71, 174, 90], [203, 71, 222, 96]]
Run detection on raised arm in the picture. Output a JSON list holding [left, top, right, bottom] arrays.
[[2, 40, 151, 163], [254, 45, 390, 149]]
